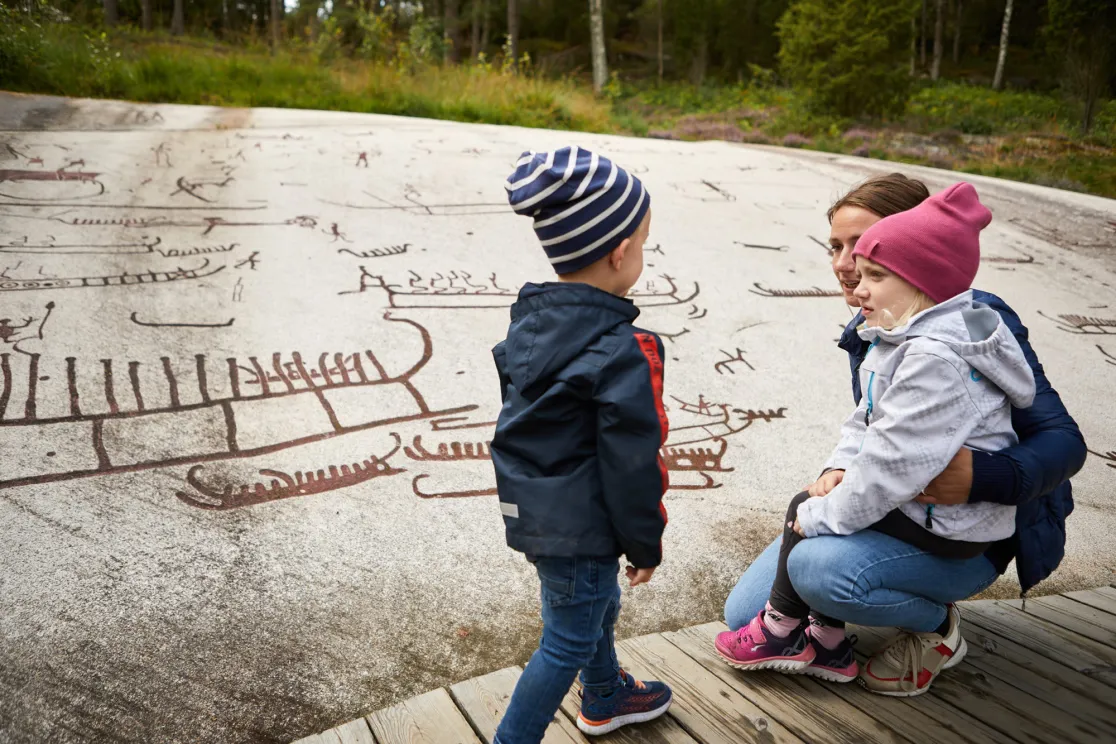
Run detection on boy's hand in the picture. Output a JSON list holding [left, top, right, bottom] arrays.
[[626, 565, 656, 587], [807, 469, 845, 497]]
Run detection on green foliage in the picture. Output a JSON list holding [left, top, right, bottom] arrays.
[[907, 82, 1082, 135], [1044, 0, 1115, 132], [356, 7, 396, 62], [776, 0, 916, 118]]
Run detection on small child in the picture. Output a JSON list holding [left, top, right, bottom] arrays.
[[491, 147, 673, 743], [715, 183, 1036, 696]]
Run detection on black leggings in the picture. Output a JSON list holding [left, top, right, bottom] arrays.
[[768, 491, 990, 628]]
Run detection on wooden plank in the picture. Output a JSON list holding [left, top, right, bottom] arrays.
[[670, 623, 909, 744], [1019, 598, 1116, 650], [293, 732, 344, 744], [367, 688, 482, 744], [959, 622, 1116, 724], [853, 625, 1112, 744], [1064, 588, 1116, 617], [449, 666, 587, 744], [558, 685, 698, 744], [333, 719, 379, 744], [608, 632, 806, 744], [962, 601, 1116, 687], [1035, 596, 1116, 634]]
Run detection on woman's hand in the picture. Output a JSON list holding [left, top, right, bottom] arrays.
[[916, 449, 972, 505], [807, 469, 845, 497]]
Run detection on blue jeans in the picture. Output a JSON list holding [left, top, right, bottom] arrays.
[[496, 556, 623, 744], [724, 531, 1001, 633]]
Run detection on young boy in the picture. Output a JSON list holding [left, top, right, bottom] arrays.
[[490, 146, 673, 743]]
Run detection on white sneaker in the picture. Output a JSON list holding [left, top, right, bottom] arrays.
[[858, 604, 967, 697]]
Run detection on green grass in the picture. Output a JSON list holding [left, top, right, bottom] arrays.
[[2, 18, 1114, 198], [0, 20, 613, 132]]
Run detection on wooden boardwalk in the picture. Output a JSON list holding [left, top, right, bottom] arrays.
[[294, 588, 1116, 744]]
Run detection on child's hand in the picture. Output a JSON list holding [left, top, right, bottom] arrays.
[[790, 518, 806, 537], [807, 469, 845, 497], [626, 565, 656, 587]]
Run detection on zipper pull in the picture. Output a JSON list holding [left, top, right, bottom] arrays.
[[925, 505, 934, 529]]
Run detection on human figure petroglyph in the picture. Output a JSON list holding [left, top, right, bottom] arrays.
[[325, 223, 352, 243], [234, 251, 260, 270], [0, 301, 54, 356], [714, 347, 755, 375]]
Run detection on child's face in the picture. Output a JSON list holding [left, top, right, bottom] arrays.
[[853, 256, 920, 327], [613, 210, 651, 295]]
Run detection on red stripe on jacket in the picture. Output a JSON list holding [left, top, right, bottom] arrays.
[[633, 333, 669, 528]]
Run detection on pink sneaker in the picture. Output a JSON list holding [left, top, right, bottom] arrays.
[[715, 611, 816, 672], [802, 623, 858, 683]]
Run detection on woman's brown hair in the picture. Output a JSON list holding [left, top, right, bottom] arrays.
[[827, 173, 930, 223]]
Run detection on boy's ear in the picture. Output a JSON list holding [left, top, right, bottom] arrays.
[[609, 237, 631, 271]]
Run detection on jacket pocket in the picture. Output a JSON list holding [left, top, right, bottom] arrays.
[[535, 557, 576, 607]]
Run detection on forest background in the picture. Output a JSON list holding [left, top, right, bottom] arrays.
[[1, 0, 1114, 196]]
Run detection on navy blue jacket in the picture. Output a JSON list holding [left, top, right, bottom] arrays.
[[839, 290, 1087, 593], [491, 283, 669, 569]]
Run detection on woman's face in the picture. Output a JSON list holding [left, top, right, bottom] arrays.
[[828, 205, 883, 307]]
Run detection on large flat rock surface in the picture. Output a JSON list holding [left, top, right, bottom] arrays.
[[1, 94, 1114, 743]]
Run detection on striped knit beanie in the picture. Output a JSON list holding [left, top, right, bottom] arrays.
[[505, 146, 650, 274]]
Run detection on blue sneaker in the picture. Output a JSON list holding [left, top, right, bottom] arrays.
[[577, 670, 673, 736]]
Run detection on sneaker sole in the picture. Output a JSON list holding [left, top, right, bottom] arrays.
[[801, 665, 858, 683], [856, 676, 932, 697], [577, 697, 673, 736], [714, 648, 815, 673]]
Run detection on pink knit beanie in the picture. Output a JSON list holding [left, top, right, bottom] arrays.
[[851, 182, 992, 303]]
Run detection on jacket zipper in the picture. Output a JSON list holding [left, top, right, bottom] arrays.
[[861, 339, 933, 530]]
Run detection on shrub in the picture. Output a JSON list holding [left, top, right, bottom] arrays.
[[777, 0, 916, 118]]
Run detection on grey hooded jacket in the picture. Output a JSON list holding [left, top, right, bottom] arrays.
[[797, 291, 1037, 544]]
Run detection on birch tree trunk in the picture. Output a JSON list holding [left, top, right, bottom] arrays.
[[507, 0, 519, 72], [992, 0, 1013, 90], [589, 0, 608, 93]]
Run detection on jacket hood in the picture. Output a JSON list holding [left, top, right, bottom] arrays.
[[858, 291, 1035, 408], [503, 282, 639, 399]]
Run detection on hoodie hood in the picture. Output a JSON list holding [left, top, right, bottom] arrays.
[[502, 282, 639, 399], [858, 290, 1035, 408]]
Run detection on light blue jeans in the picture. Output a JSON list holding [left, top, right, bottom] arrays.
[[724, 531, 1001, 633]]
